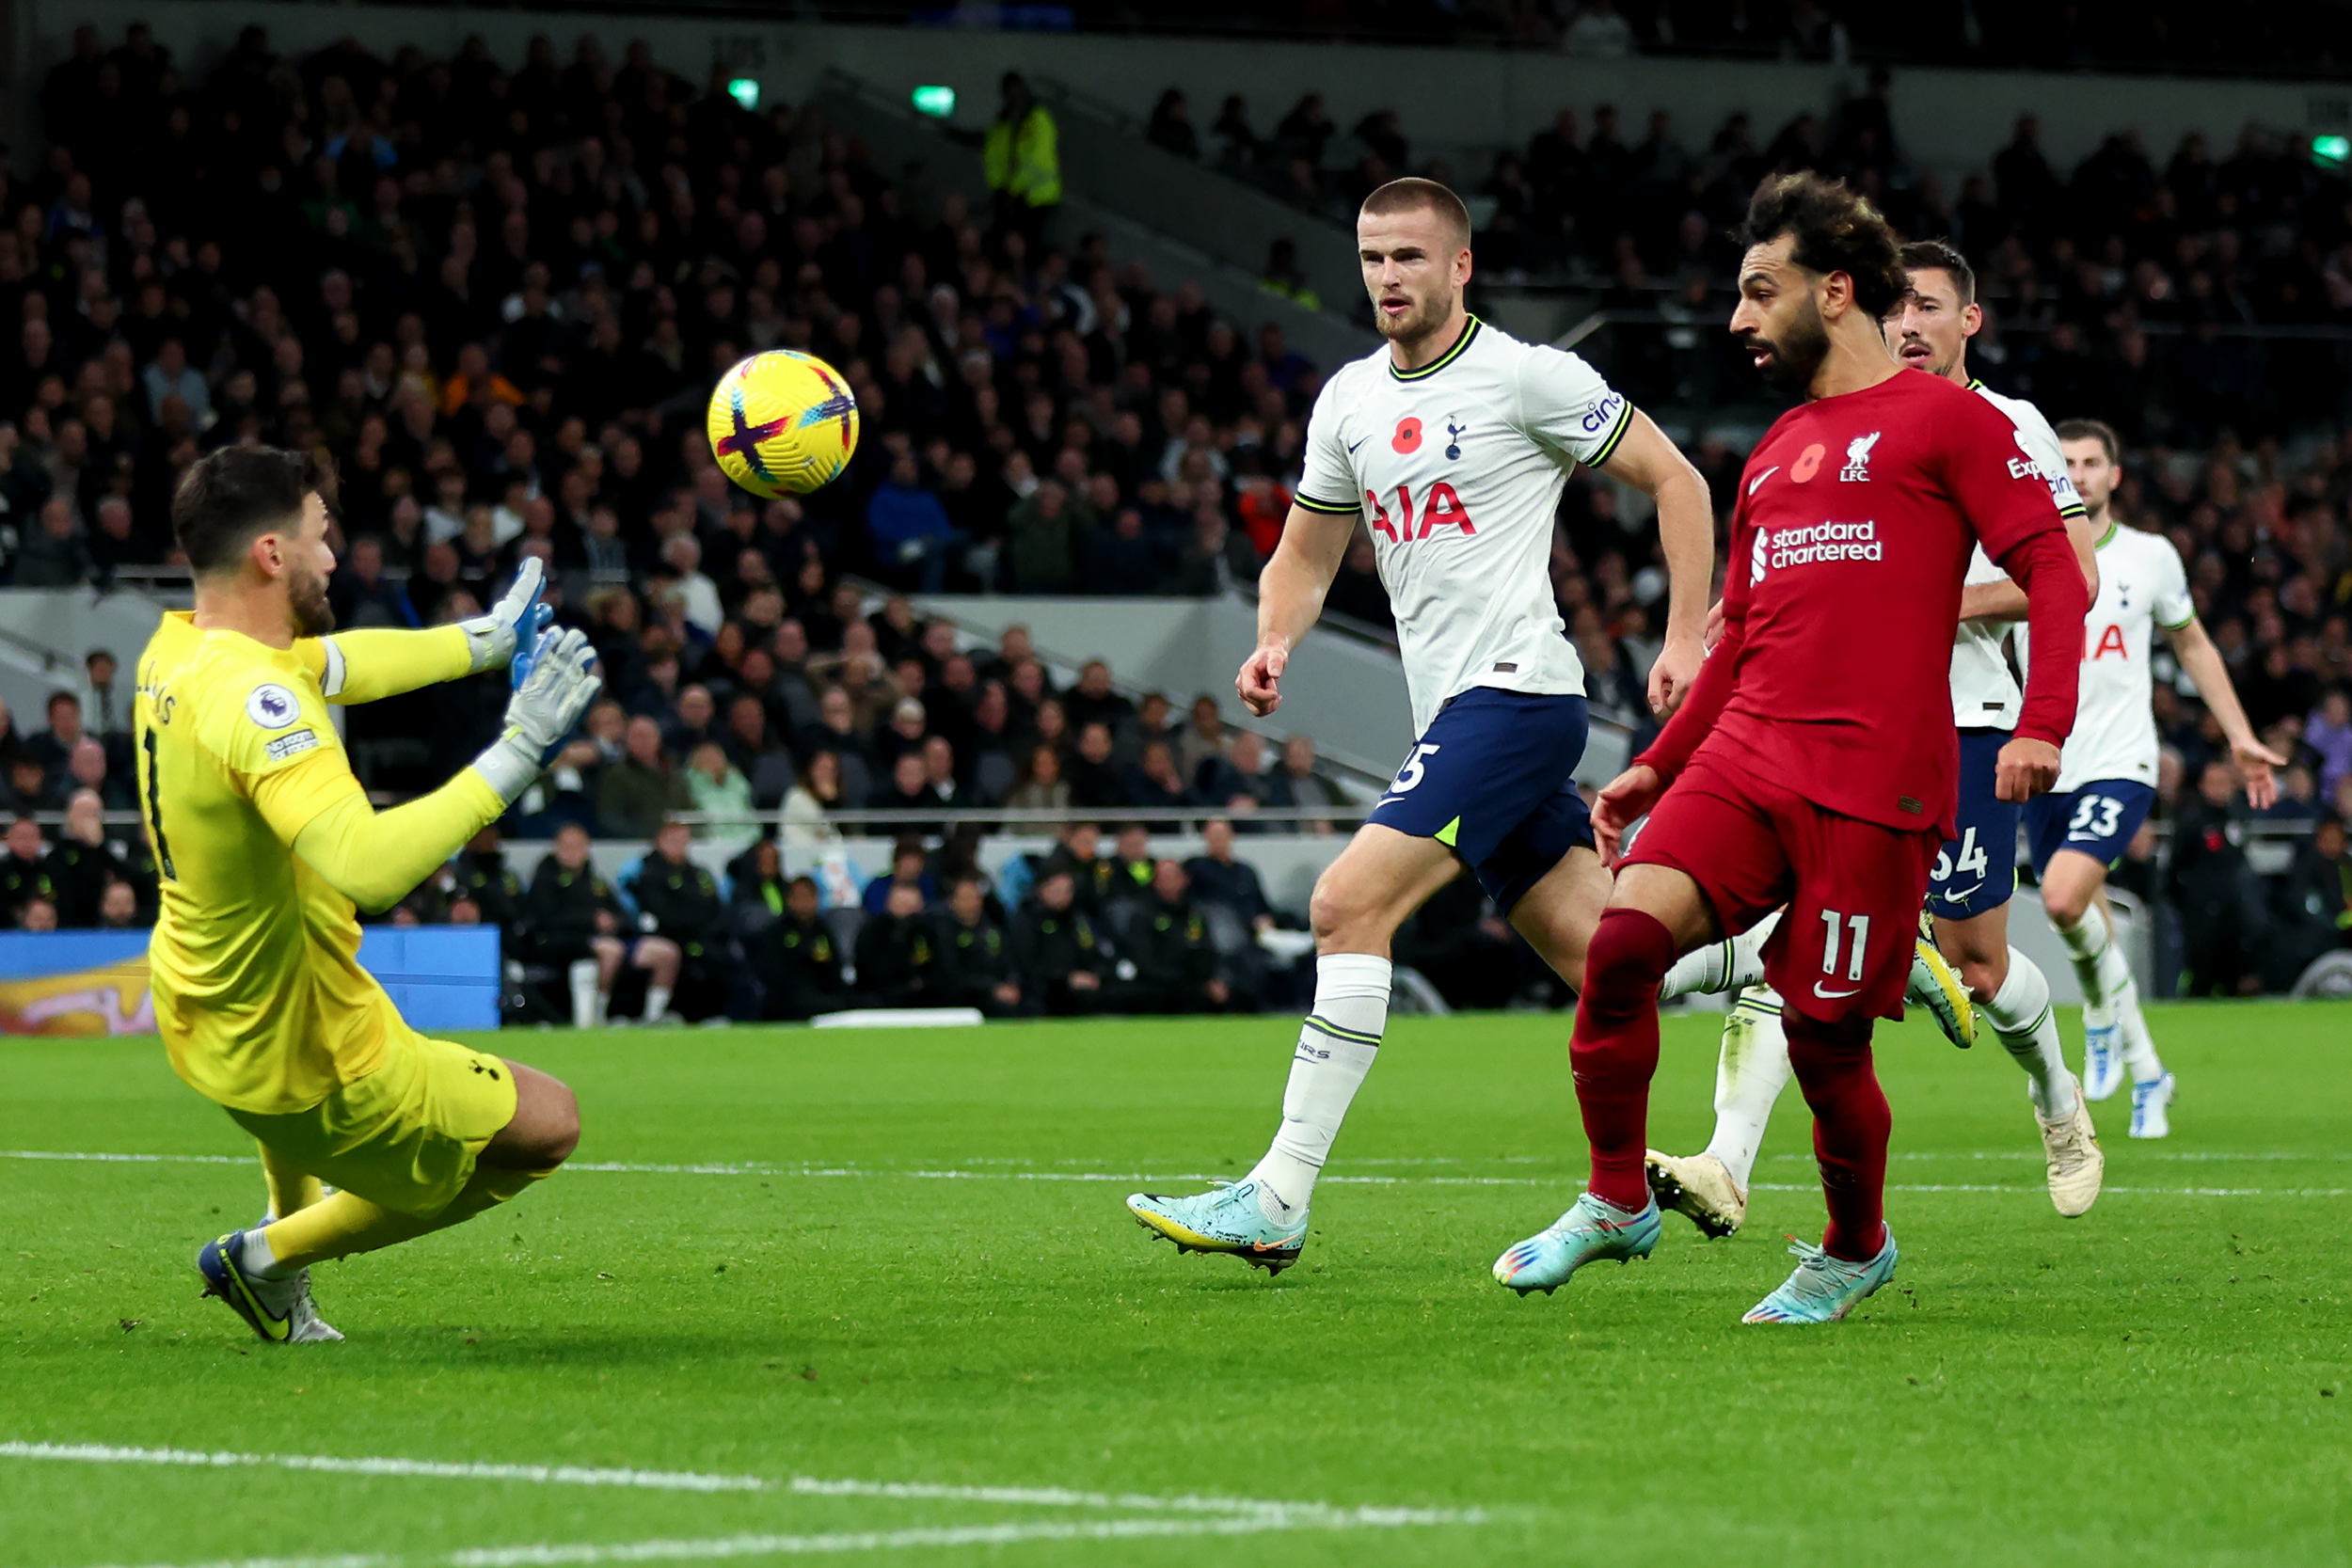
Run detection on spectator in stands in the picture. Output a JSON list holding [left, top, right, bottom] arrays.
[[84, 650, 123, 737], [44, 790, 126, 927], [518, 821, 631, 1027], [1121, 859, 1229, 1013], [1265, 735, 1340, 832], [685, 740, 759, 853], [627, 819, 725, 1022], [1103, 823, 1158, 909], [2170, 761, 2267, 996], [1005, 743, 1071, 812], [1196, 728, 1272, 809], [0, 816, 53, 924], [2310, 689, 2352, 807], [1011, 868, 1110, 1014], [854, 882, 939, 1007], [1067, 721, 1131, 810], [783, 750, 847, 845], [598, 715, 691, 839], [2272, 814, 2351, 984], [1127, 739, 1197, 826], [453, 825, 525, 944], [97, 879, 140, 929], [862, 835, 939, 916], [1147, 89, 1200, 161], [932, 876, 1024, 1016], [984, 72, 1061, 245], [758, 874, 853, 1021], [329, 535, 419, 629], [1034, 820, 1111, 916], [1184, 818, 1275, 935], [867, 451, 961, 593], [18, 895, 58, 932], [15, 499, 90, 588], [25, 691, 87, 792]]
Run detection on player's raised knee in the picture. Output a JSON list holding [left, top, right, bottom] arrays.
[[2041, 880, 2094, 928], [1581, 907, 1678, 1000], [497, 1062, 581, 1168]]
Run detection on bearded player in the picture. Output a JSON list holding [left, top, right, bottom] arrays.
[[2024, 419, 2284, 1135], [1493, 173, 2089, 1323], [137, 446, 601, 1342], [1644, 239, 2108, 1237], [1124, 177, 1715, 1274]]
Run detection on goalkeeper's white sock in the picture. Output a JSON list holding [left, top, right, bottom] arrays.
[[1982, 952, 2075, 1118], [1247, 953, 1391, 1223], [567, 960, 600, 1029], [238, 1226, 291, 1281], [1701, 986, 1791, 1192], [1660, 911, 1776, 1001], [644, 984, 674, 1022], [2054, 908, 2131, 1020]]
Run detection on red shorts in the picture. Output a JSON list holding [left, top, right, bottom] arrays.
[[1627, 749, 1941, 1023]]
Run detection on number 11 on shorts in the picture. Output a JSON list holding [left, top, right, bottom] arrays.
[[1820, 909, 1870, 984]]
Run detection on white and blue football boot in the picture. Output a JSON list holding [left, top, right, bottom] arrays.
[[1492, 1194, 1661, 1295], [197, 1231, 343, 1344], [1126, 1180, 1308, 1275], [2129, 1070, 2176, 1139], [1741, 1231, 1899, 1324]]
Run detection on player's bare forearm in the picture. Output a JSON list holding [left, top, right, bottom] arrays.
[[2166, 617, 2288, 804], [301, 626, 472, 705], [1241, 503, 1355, 716], [1597, 414, 1712, 712]]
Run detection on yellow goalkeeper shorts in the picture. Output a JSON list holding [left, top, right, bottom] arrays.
[[225, 1006, 518, 1218]]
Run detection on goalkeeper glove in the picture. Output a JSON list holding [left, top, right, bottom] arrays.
[[472, 626, 602, 803], [460, 556, 548, 673]]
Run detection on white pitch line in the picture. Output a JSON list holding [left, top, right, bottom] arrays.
[[84, 1504, 1485, 1568], [7, 1148, 2348, 1198], [1, 1443, 1475, 1532]]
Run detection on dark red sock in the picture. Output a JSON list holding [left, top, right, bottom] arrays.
[[1569, 907, 1677, 1211], [1784, 1009, 1890, 1262]]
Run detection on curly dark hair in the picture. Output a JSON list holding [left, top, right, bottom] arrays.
[[1739, 172, 1906, 320]]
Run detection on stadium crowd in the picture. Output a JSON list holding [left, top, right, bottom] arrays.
[[0, 23, 2342, 998]]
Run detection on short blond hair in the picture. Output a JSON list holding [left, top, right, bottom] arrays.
[[1360, 178, 1471, 251]]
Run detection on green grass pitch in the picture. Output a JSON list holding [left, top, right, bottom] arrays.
[[3, 1003, 2349, 1566]]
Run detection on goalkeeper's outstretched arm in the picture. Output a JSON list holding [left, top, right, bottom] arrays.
[[296, 558, 548, 705], [252, 626, 604, 912]]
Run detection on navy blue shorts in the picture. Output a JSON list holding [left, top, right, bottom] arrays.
[[2022, 779, 2156, 877], [1364, 688, 1594, 912], [1926, 727, 2020, 922]]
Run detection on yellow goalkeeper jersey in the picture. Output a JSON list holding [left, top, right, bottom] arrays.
[[135, 612, 471, 1115]]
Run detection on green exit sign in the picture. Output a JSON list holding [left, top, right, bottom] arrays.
[[2314, 134, 2350, 168], [911, 85, 957, 119], [726, 77, 759, 111]]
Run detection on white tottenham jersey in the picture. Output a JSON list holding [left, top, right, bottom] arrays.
[[2016, 522, 2194, 791], [1295, 316, 1631, 735], [1949, 380, 2086, 731]]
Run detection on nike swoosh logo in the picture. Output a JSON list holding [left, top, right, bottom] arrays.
[[1812, 982, 1861, 999], [1940, 880, 1985, 901], [1347, 437, 1367, 453], [1748, 466, 1780, 497]]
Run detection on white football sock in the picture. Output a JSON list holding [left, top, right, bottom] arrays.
[[1701, 985, 1791, 1192], [1659, 911, 1776, 1001], [2115, 975, 2163, 1083], [2054, 909, 2130, 1020], [645, 984, 674, 1022], [1248, 953, 1391, 1221], [567, 959, 600, 1029], [239, 1225, 290, 1281], [1982, 951, 2075, 1118]]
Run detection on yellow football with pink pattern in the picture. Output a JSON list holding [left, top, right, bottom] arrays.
[[706, 350, 861, 498]]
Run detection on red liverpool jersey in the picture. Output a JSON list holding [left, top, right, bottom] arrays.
[[1642, 370, 2086, 835]]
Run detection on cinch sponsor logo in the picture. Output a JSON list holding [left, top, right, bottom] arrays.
[[1752, 520, 1883, 581]]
